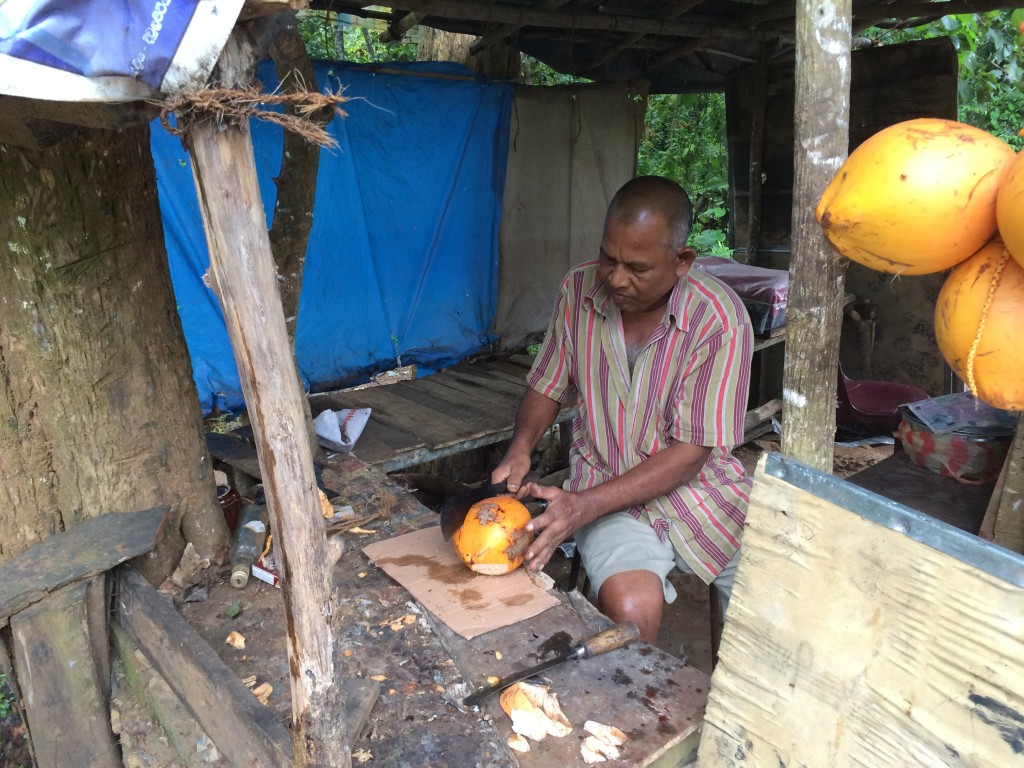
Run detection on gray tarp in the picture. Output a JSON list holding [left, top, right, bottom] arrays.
[[494, 82, 648, 348]]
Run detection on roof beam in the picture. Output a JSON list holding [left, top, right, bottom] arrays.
[[385, 0, 784, 43], [381, 11, 424, 41], [469, 0, 573, 54], [589, 0, 707, 67]]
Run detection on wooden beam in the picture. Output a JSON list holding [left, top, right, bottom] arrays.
[[115, 566, 292, 767], [181, 28, 347, 767], [11, 578, 120, 768], [469, 0, 572, 54], [589, 0, 707, 67], [242, 0, 310, 20], [744, 42, 773, 264], [0, 96, 157, 150], [0, 507, 166, 621], [381, 11, 424, 42], [645, 38, 705, 70], [779, 0, 850, 472], [390, 0, 783, 42]]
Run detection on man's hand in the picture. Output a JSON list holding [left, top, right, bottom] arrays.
[[490, 450, 534, 495], [520, 482, 588, 571]]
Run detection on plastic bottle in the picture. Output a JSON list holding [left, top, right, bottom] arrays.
[[229, 503, 270, 589]]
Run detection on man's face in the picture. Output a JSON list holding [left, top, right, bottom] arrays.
[[597, 213, 692, 316]]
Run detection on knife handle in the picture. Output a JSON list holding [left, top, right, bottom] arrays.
[[580, 622, 640, 658]]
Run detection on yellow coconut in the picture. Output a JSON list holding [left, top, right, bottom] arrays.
[[817, 118, 1015, 275], [934, 238, 1024, 410], [452, 497, 532, 575], [996, 149, 1024, 269]]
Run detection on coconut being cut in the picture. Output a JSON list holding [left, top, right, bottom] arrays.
[[452, 496, 533, 575]]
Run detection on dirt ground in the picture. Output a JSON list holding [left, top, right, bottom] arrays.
[[0, 438, 893, 768]]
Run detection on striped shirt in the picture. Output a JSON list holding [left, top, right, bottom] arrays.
[[528, 260, 754, 583]]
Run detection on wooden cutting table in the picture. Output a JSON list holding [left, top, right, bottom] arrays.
[[181, 448, 711, 766]]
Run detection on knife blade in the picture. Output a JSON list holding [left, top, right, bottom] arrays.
[[438, 480, 509, 541], [463, 622, 640, 708]]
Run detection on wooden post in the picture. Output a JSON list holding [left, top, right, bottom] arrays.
[[780, 0, 851, 472], [10, 578, 120, 768], [744, 42, 773, 266], [182, 30, 348, 767], [993, 413, 1024, 554]]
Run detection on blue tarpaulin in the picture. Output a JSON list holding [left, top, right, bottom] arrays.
[[152, 61, 514, 414]]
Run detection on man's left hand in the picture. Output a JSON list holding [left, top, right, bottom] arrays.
[[520, 483, 587, 572]]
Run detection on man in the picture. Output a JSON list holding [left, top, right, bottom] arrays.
[[492, 175, 753, 644]]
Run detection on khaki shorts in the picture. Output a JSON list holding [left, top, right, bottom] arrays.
[[573, 511, 739, 612]]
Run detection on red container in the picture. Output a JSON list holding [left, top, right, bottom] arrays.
[[836, 369, 930, 435]]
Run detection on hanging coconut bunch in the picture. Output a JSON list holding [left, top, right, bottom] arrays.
[[815, 118, 1016, 275], [997, 148, 1024, 269], [935, 238, 1024, 410], [452, 497, 533, 575], [815, 118, 1023, 410]]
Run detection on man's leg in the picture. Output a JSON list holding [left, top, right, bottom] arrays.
[[709, 547, 741, 617], [597, 570, 665, 643], [573, 512, 678, 645]]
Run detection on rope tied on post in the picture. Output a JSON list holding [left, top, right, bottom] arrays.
[[158, 85, 348, 148]]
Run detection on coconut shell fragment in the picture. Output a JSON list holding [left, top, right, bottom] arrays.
[[499, 681, 573, 741]]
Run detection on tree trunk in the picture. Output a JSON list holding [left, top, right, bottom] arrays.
[[780, 0, 851, 472], [417, 28, 520, 78], [0, 125, 229, 580]]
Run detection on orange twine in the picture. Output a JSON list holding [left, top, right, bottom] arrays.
[[965, 246, 1011, 396]]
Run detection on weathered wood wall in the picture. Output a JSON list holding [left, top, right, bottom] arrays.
[[699, 453, 1024, 767], [727, 37, 958, 395]]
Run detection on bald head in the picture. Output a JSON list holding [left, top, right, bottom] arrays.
[[606, 176, 693, 252]]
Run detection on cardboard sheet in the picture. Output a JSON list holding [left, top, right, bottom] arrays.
[[362, 526, 560, 639]]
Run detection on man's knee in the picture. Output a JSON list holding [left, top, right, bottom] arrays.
[[597, 570, 665, 643]]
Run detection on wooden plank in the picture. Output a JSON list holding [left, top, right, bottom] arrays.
[[428, 589, 708, 767], [388, 380, 505, 433], [993, 412, 1024, 553], [11, 578, 120, 768], [487, 359, 536, 381], [699, 453, 1024, 768], [407, 377, 521, 421], [0, 507, 166, 620], [321, 386, 493, 450], [205, 431, 264, 479], [441, 369, 530, 399], [846, 444, 993, 534], [116, 565, 292, 768]]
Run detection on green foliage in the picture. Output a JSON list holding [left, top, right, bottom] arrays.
[[0, 673, 13, 719], [638, 92, 731, 255], [297, 11, 417, 63], [520, 56, 592, 86], [865, 11, 1024, 149]]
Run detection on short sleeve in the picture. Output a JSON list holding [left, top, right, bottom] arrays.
[[527, 281, 576, 404]]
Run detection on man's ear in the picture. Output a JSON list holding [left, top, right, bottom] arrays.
[[676, 246, 698, 276]]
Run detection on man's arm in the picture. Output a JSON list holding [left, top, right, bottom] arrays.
[[521, 440, 712, 570], [491, 387, 562, 493]]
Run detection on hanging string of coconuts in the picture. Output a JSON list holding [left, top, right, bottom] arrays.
[[815, 117, 1023, 410]]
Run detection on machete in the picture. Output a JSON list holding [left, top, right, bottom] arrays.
[[463, 622, 641, 707]]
